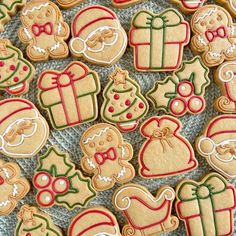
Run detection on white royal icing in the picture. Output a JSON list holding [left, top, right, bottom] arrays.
[[33, 45, 46, 53], [94, 225, 120, 236], [198, 35, 207, 46], [218, 61, 236, 82], [226, 44, 236, 54], [50, 42, 60, 52], [83, 127, 110, 144], [195, 7, 217, 23], [24, 28, 32, 39], [22, 3, 49, 15]]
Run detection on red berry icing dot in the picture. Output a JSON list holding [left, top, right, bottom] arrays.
[[13, 77, 19, 83], [26, 233, 31, 236], [108, 106, 114, 113], [10, 65, 16, 71], [139, 102, 144, 109], [23, 66, 28, 71], [126, 113, 132, 119], [125, 99, 131, 106], [114, 94, 119, 100], [0, 61, 4, 67]]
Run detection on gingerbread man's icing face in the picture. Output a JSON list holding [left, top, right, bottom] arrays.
[[193, 8, 229, 33]]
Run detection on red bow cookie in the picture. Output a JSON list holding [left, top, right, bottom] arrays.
[[32, 22, 53, 37], [205, 26, 227, 42]]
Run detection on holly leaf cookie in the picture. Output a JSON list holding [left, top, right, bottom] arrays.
[[33, 146, 96, 210], [147, 56, 210, 116], [101, 68, 149, 133], [15, 205, 63, 236]]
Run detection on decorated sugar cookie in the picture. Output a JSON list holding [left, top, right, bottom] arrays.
[[0, 0, 26, 32], [196, 115, 236, 179], [147, 56, 210, 116], [101, 68, 149, 132], [138, 116, 198, 178], [69, 5, 127, 66], [38, 61, 100, 130], [112, 0, 144, 8], [113, 183, 179, 236], [80, 123, 135, 191], [68, 207, 121, 236], [15, 205, 63, 236], [33, 146, 96, 209], [171, 0, 206, 14], [129, 8, 190, 72], [191, 5, 236, 67], [0, 160, 29, 216], [216, 0, 236, 17], [0, 39, 35, 96], [214, 61, 236, 113], [176, 173, 236, 236], [0, 98, 49, 158], [56, 0, 84, 9], [18, 0, 70, 62]]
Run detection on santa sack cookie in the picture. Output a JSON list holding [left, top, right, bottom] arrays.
[[18, 0, 70, 62], [0, 98, 49, 158], [196, 115, 236, 179], [139, 116, 198, 178], [69, 5, 127, 66], [191, 5, 236, 67]]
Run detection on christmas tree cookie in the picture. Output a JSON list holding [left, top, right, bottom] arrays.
[[101, 68, 149, 132], [0, 39, 35, 95], [0, 0, 26, 32], [33, 146, 96, 210], [15, 205, 62, 236], [147, 56, 210, 116]]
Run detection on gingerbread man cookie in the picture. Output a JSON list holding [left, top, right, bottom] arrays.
[[33, 146, 96, 209], [112, 0, 144, 8], [214, 61, 236, 113], [101, 68, 149, 133], [191, 5, 236, 67], [171, 0, 206, 14], [139, 116, 198, 179], [217, 0, 236, 17], [0, 98, 49, 158], [69, 5, 127, 66], [15, 205, 63, 236], [0, 39, 35, 96], [0, 160, 30, 216], [68, 207, 121, 236], [0, 0, 26, 32], [56, 0, 84, 9], [176, 172, 236, 236], [113, 183, 179, 236], [18, 0, 70, 62], [80, 123, 135, 191], [196, 115, 236, 179]]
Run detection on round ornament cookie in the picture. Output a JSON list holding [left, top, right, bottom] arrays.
[[0, 159, 30, 216], [18, 0, 70, 62], [101, 68, 149, 133], [69, 5, 127, 66], [191, 5, 236, 67], [113, 183, 179, 236], [15, 205, 63, 236], [171, 0, 206, 14], [68, 207, 121, 236], [0, 39, 35, 96], [112, 0, 144, 8], [80, 123, 135, 191], [0, 98, 49, 158]]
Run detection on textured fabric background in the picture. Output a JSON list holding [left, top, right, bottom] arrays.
[[0, 0, 235, 235]]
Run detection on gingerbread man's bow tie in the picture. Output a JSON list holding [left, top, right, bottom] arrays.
[[94, 147, 117, 165], [32, 22, 53, 37], [205, 26, 227, 43]]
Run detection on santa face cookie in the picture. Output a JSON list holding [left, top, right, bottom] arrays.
[[113, 184, 179, 236], [176, 173, 236, 236], [0, 0, 26, 32], [147, 56, 210, 116], [68, 207, 121, 236], [129, 8, 190, 72], [18, 0, 70, 62], [139, 116, 198, 179], [171, 0, 206, 14], [0, 39, 35, 96], [0, 160, 30, 216], [217, 0, 236, 17], [80, 123, 135, 191], [112, 0, 144, 8], [101, 68, 149, 132], [69, 5, 127, 66], [214, 61, 236, 113], [33, 146, 96, 209], [196, 115, 236, 179], [56, 0, 83, 9], [15, 205, 62, 236], [38, 61, 100, 130], [191, 5, 236, 67], [0, 98, 49, 158]]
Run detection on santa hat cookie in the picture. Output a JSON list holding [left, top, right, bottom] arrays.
[[196, 115, 236, 179], [69, 5, 127, 66], [68, 207, 121, 236]]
